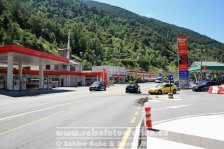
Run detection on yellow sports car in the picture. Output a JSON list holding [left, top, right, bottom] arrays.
[[148, 83, 178, 95]]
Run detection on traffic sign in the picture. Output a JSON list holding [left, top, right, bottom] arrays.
[[179, 71, 189, 78], [169, 75, 174, 81]]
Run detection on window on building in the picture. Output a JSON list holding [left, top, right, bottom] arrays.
[[55, 65, 59, 70], [46, 65, 50, 70], [63, 65, 67, 69], [23, 67, 31, 70], [71, 66, 76, 71]]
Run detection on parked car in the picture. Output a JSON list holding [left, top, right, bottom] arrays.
[[89, 81, 106, 91], [135, 78, 146, 83], [148, 83, 178, 95], [192, 80, 220, 92], [126, 83, 141, 93]]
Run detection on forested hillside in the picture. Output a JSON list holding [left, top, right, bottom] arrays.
[[0, 0, 223, 71]]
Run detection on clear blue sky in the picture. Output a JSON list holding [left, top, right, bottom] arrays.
[[94, 0, 224, 43]]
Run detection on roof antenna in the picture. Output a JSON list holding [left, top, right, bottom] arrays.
[[66, 30, 71, 59], [67, 30, 71, 51]]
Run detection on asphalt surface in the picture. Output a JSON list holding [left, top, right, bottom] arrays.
[[0, 85, 148, 149], [148, 89, 224, 123], [1, 83, 223, 149]]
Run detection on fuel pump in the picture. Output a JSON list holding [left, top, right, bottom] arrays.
[[48, 79, 52, 89], [21, 78, 27, 90], [43, 79, 48, 89], [13, 80, 20, 90]]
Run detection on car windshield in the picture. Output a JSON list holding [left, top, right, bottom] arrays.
[[155, 83, 164, 88], [198, 80, 207, 86], [128, 84, 135, 87], [92, 82, 100, 85]]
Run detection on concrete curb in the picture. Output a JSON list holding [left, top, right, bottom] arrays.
[[131, 111, 145, 149]]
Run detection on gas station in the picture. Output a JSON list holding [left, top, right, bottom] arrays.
[[0, 45, 140, 91], [189, 61, 224, 82], [0, 45, 69, 90], [0, 44, 155, 91]]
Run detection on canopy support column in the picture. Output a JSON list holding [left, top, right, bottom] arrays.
[[194, 72, 198, 83], [66, 64, 70, 87], [7, 55, 14, 90], [39, 60, 44, 89], [97, 75, 99, 81], [19, 62, 23, 90], [19, 62, 22, 81]]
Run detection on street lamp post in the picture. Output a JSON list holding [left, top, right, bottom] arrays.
[[200, 49, 203, 81], [218, 54, 224, 63]]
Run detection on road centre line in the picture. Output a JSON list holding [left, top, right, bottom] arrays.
[[0, 111, 64, 136], [0, 99, 90, 122], [131, 117, 137, 124], [118, 127, 132, 149], [118, 105, 141, 148]]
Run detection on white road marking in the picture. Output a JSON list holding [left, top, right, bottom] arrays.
[[152, 105, 190, 111], [168, 105, 190, 109], [0, 99, 90, 122]]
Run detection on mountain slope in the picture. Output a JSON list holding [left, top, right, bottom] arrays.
[[0, 0, 223, 71], [82, 0, 223, 45]]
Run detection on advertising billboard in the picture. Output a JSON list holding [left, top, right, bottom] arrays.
[[177, 36, 189, 88], [178, 36, 188, 55]]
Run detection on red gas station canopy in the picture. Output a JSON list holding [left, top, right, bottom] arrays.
[[0, 45, 69, 65]]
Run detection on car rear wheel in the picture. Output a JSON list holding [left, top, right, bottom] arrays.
[[158, 90, 162, 95], [173, 89, 177, 94], [89, 89, 92, 91]]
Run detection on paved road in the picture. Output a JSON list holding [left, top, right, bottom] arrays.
[[1, 83, 223, 149], [0, 84, 150, 149]]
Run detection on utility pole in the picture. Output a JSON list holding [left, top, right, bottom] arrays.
[[218, 54, 224, 63], [200, 49, 203, 81]]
